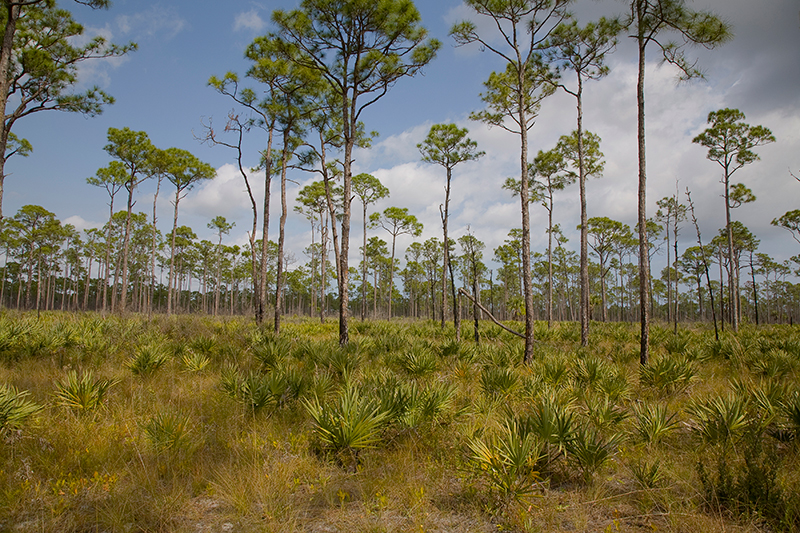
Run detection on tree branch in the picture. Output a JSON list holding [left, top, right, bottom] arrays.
[[457, 287, 525, 339]]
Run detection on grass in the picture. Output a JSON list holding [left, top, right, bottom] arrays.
[[0, 312, 799, 532]]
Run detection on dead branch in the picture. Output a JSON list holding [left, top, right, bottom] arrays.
[[457, 287, 525, 339]]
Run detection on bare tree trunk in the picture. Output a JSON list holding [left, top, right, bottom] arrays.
[[636, 18, 651, 366], [577, 78, 590, 348], [119, 184, 135, 314], [0, 3, 22, 223], [149, 175, 162, 315], [442, 170, 452, 330], [274, 141, 289, 335], [724, 171, 738, 331]]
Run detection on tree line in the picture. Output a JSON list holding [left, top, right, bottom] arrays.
[[0, 0, 797, 363], [2, 167, 798, 331]]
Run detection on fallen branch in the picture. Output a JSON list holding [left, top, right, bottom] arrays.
[[458, 288, 525, 339]]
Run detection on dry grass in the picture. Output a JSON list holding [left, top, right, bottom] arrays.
[[0, 313, 798, 532]]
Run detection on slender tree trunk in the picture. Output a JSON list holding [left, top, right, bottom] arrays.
[[673, 224, 679, 332], [0, 248, 7, 308], [724, 170, 738, 331], [387, 234, 397, 320], [665, 213, 671, 323], [35, 254, 42, 313], [600, 265, 607, 322], [472, 254, 480, 344], [547, 197, 553, 328], [215, 240, 222, 317], [577, 79, 590, 347], [0, 3, 22, 223], [442, 169, 452, 330], [82, 253, 92, 310], [361, 201, 368, 321], [320, 211, 328, 323], [448, 244, 459, 338], [373, 266, 378, 319], [338, 122, 354, 346], [102, 198, 115, 313], [274, 141, 289, 335], [149, 175, 162, 315], [257, 126, 275, 326], [636, 16, 651, 366], [167, 192, 181, 315], [518, 73, 535, 363], [320, 137, 341, 285], [119, 184, 135, 313], [750, 252, 759, 325]]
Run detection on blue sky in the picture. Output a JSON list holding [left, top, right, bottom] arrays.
[[6, 0, 800, 278]]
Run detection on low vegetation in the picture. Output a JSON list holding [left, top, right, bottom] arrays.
[[1, 311, 799, 532]]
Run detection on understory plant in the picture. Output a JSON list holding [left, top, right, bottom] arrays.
[[53, 370, 119, 413], [304, 384, 389, 470], [468, 416, 543, 504], [0, 384, 42, 434]]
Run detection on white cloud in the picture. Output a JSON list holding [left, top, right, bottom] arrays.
[[63, 215, 101, 232], [233, 10, 266, 33], [182, 163, 259, 221], [115, 6, 187, 40], [338, 49, 800, 272]]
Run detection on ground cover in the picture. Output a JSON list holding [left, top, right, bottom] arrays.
[[1, 312, 798, 532]]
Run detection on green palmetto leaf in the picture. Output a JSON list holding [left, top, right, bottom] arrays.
[[0, 384, 43, 434], [304, 385, 388, 454], [631, 402, 680, 445], [126, 343, 170, 376], [468, 418, 543, 500], [142, 412, 192, 452], [688, 394, 749, 446], [566, 426, 623, 484], [54, 370, 119, 412], [180, 350, 210, 373], [782, 390, 800, 436]]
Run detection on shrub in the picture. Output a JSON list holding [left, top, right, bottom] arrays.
[[573, 356, 610, 390], [631, 402, 680, 445], [639, 354, 696, 393], [566, 426, 623, 484], [688, 394, 749, 447], [142, 411, 193, 453], [394, 344, 438, 376], [126, 343, 170, 376], [519, 391, 576, 471], [468, 417, 543, 502], [53, 370, 119, 413], [480, 366, 519, 399], [303, 385, 389, 469], [582, 394, 628, 434], [251, 336, 291, 370], [230, 369, 297, 413], [0, 384, 42, 435], [180, 349, 211, 373], [539, 355, 570, 388]]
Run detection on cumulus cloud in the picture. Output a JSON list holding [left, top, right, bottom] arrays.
[[62, 215, 102, 232], [181, 163, 261, 221], [233, 9, 266, 33], [339, 37, 800, 271]]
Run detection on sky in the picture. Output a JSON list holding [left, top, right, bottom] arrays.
[[6, 0, 800, 282]]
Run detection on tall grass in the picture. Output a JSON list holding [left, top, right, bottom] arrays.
[[0, 314, 798, 532]]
